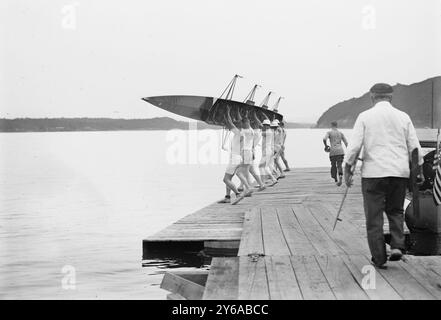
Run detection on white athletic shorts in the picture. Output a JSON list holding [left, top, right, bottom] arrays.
[[259, 154, 272, 167], [253, 148, 262, 167], [225, 154, 242, 175]]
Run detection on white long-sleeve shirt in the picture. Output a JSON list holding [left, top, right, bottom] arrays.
[[344, 101, 423, 178]]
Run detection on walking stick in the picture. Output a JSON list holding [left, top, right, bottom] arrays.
[[333, 157, 360, 231], [333, 186, 349, 230]]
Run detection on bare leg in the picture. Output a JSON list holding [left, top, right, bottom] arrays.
[[266, 168, 277, 183], [280, 149, 290, 170], [259, 164, 268, 181], [223, 173, 239, 195], [260, 155, 277, 183], [250, 164, 265, 188], [237, 168, 251, 190], [237, 168, 253, 191], [246, 167, 254, 186], [275, 155, 285, 178], [225, 186, 231, 197], [264, 160, 278, 183], [269, 155, 279, 177]]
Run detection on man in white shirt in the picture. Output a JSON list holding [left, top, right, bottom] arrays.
[[272, 120, 286, 179], [218, 106, 251, 204], [344, 83, 424, 268], [279, 121, 290, 171], [248, 110, 266, 190], [260, 119, 278, 185], [236, 116, 255, 196]]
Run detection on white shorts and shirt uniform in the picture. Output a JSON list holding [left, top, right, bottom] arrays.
[[261, 129, 274, 167], [225, 128, 242, 175], [241, 128, 254, 165], [252, 128, 263, 168], [273, 127, 283, 154]]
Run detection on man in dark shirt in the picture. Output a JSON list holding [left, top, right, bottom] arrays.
[[323, 121, 348, 186]]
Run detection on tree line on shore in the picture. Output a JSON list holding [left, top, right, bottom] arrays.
[[0, 117, 313, 132]]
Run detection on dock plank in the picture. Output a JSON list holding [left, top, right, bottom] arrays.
[[238, 256, 269, 300], [340, 255, 401, 300], [290, 255, 336, 300], [292, 204, 344, 256], [307, 203, 370, 256], [410, 256, 441, 277], [376, 261, 436, 300], [399, 257, 441, 299], [203, 257, 239, 300], [276, 207, 317, 256], [161, 272, 205, 300], [265, 256, 303, 300], [315, 255, 368, 300], [238, 209, 264, 256], [261, 207, 291, 256]]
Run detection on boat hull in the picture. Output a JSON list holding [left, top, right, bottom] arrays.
[[142, 95, 283, 126]]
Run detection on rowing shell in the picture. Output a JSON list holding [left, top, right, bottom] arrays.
[[142, 95, 283, 126]]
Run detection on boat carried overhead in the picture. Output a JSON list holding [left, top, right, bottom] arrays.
[[142, 75, 284, 127]]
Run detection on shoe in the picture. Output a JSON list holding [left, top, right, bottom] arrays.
[[231, 193, 245, 205], [278, 175, 286, 179], [218, 197, 231, 204], [238, 187, 244, 192], [389, 249, 403, 261], [270, 180, 278, 187], [337, 175, 343, 186], [258, 186, 266, 192], [284, 168, 291, 172], [371, 257, 388, 269], [244, 190, 253, 197]]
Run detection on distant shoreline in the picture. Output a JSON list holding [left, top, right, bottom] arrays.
[[0, 117, 315, 132]]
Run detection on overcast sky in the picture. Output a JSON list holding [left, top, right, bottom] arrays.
[[1, 0, 441, 122]]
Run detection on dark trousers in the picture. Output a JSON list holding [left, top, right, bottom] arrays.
[[330, 155, 344, 182], [361, 177, 407, 265]]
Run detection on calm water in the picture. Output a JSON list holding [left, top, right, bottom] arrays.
[[0, 129, 344, 299]]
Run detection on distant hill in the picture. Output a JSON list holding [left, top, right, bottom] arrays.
[[316, 76, 441, 128], [0, 117, 312, 132]]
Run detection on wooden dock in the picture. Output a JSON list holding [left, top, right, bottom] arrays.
[[143, 167, 441, 300]]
